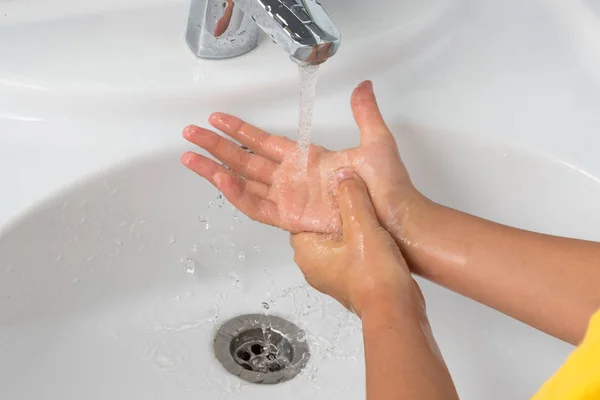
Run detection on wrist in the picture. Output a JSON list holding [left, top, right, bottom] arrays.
[[392, 192, 433, 241], [389, 193, 440, 271], [357, 280, 426, 323]]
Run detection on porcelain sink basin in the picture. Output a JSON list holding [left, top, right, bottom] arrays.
[[2, 0, 600, 399]]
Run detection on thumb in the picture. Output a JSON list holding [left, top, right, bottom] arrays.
[[351, 81, 394, 146], [335, 169, 380, 239]]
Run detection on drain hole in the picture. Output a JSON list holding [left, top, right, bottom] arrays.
[[214, 314, 311, 384], [251, 344, 264, 355], [237, 350, 251, 361]]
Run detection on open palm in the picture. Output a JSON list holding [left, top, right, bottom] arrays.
[[182, 81, 418, 234]]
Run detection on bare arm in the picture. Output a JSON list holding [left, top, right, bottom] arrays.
[[362, 291, 459, 400], [181, 80, 600, 345], [395, 199, 600, 345], [291, 171, 458, 400]]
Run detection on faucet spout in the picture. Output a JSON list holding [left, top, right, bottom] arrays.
[[186, 0, 341, 65]]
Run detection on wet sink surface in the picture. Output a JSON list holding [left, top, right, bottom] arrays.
[[2, 126, 597, 398]]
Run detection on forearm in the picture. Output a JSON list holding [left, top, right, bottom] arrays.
[[361, 291, 459, 400], [397, 200, 600, 344]]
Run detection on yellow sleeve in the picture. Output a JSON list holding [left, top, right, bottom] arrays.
[[531, 310, 600, 400]]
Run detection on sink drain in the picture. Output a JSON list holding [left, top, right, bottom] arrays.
[[214, 314, 310, 384]]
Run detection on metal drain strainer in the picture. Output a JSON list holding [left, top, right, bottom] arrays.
[[214, 314, 310, 384]]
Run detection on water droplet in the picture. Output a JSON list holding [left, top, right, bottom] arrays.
[[190, 244, 199, 253], [85, 256, 95, 262], [238, 251, 246, 262], [114, 238, 123, 247], [72, 278, 80, 284], [216, 192, 226, 208], [169, 236, 176, 244], [262, 302, 270, 310], [253, 244, 261, 253], [210, 239, 220, 253], [54, 254, 63, 262], [199, 215, 211, 229], [117, 220, 128, 228], [228, 271, 241, 288], [180, 257, 196, 274], [109, 188, 119, 197]]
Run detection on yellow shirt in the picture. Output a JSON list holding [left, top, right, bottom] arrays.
[[531, 311, 600, 400]]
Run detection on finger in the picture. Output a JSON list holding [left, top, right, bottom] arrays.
[[335, 169, 380, 238], [290, 232, 338, 268], [183, 125, 277, 185], [209, 113, 296, 163], [351, 81, 395, 146], [181, 151, 270, 202], [212, 172, 281, 227]]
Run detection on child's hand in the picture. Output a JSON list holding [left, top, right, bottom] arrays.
[[291, 169, 422, 317], [181, 81, 425, 235]]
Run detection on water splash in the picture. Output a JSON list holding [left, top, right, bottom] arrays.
[[180, 257, 196, 274]]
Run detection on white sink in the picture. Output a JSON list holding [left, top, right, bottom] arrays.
[[2, 0, 600, 399]]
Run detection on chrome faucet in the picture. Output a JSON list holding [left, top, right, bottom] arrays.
[[186, 0, 341, 65]]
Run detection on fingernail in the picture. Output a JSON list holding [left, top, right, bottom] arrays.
[[181, 152, 195, 165], [208, 113, 221, 123], [358, 80, 373, 92], [335, 168, 356, 183], [183, 125, 198, 138], [209, 112, 233, 129]]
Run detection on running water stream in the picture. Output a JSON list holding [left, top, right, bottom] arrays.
[[295, 64, 320, 175]]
